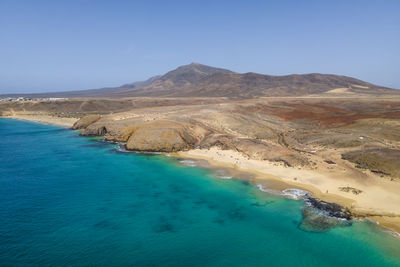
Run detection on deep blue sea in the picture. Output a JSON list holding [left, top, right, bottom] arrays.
[[1, 118, 400, 266]]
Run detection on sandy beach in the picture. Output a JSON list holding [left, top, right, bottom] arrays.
[[178, 147, 400, 234], [3, 113, 400, 235], [4, 115, 78, 128], [3, 112, 400, 235]]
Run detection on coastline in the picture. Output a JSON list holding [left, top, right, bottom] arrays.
[[1, 115, 78, 128], [2, 118, 400, 266], [177, 147, 400, 235], [2, 116, 400, 235]]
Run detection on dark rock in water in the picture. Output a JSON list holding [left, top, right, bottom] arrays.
[[153, 216, 176, 233], [226, 206, 246, 221], [250, 200, 274, 207], [241, 180, 250, 186], [212, 217, 225, 225], [306, 197, 351, 220], [299, 197, 352, 232], [299, 207, 352, 232], [93, 219, 120, 230], [153, 222, 175, 233]]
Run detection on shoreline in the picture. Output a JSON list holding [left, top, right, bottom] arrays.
[[177, 147, 400, 235], [1, 115, 78, 128], [2, 116, 400, 236]]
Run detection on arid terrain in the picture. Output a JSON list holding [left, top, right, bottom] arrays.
[[1, 63, 400, 233]]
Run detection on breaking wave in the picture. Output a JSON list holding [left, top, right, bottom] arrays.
[[217, 175, 233, 179], [179, 160, 197, 167], [256, 184, 282, 196], [282, 188, 310, 200], [116, 144, 131, 153]]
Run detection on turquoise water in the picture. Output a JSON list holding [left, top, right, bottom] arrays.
[[0, 119, 400, 266]]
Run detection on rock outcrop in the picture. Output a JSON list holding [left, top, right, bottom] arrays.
[[72, 115, 102, 130], [125, 121, 197, 152], [305, 197, 352, 220], [72, 113, 308, 166], [73, 116, 209, 152], [342, 148, 400, 178]]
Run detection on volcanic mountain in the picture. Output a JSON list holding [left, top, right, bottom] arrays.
[[102, 63, 398, 98], [2, 63, 398, 98], [112, 63, 397, 98]]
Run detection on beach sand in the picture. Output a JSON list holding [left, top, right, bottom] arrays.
[[178, 147, 400, 234], [4, 115, 78, 127]]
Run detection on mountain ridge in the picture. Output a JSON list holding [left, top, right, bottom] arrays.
[[110, 63, 397, 98], [1, 63, 398, 98]]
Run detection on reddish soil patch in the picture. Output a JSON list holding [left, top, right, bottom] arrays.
[[244, 102, 400, 126]]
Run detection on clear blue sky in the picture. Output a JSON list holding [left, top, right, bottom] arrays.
[[1, 0, 399, 93]]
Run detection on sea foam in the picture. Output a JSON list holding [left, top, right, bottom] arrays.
[[217, 175, 233, 179], [257, 184, 310, 200], [281, 188, 310, 200], [116, 144, 131, 153], [179, 160, 197, 167], [256, 184, 282, 196]]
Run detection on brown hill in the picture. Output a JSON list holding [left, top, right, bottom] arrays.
[[110, 63, 398, 98], [108, 62, 234, 97], [2, 63, 398, 98]]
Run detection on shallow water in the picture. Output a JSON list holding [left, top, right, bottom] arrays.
[[1, 118, 400, 266]]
